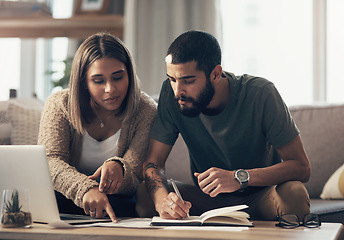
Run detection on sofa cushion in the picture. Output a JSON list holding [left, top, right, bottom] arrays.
[[165, 134, 194, 185], [320, 163, 344, 199], [7, 99, 43, 145], [0, 101, 11, 145], [289, 104, 344, 198], [310, 199, 344, 224]]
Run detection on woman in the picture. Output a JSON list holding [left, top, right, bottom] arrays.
[[38, 32, 157, 222]]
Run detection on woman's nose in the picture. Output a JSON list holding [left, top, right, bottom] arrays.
[[105, 81, 115, 93]]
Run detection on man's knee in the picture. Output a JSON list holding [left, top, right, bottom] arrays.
[[276, 181, 310, 219], [277, 181, 309, 200]]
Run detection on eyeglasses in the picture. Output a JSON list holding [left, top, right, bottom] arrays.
[[276, 213, 321, 229]]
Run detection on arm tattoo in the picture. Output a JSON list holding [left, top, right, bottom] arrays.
[[144, 162, 158, 172], [144, 163, 167, 194]]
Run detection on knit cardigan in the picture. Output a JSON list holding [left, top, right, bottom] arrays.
[[38, 89, 157, 208]]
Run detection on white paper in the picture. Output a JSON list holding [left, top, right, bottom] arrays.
[[72, 218, 158, 228]]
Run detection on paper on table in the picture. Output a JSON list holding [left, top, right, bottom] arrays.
[[47, 218, 249, 230], [72, 218, 159, 228], [48, 221, 74, 228]]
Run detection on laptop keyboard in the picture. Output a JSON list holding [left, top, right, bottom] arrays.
[[60, 213, 99, 220]]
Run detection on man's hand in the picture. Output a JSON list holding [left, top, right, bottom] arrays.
[[194, 167, 240, 197], [157, 192, 192, 219], [83, 187, 117, 223], [89, 160, 124, 194]]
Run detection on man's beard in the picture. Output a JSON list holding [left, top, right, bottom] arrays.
[[174, 78, 215, 117]]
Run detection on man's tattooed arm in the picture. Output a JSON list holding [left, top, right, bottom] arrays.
[[144, 162, 167, 194]]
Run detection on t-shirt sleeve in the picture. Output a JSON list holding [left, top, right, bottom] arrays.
[[150, 80, 179, 146], [261, 83, 299, 149]]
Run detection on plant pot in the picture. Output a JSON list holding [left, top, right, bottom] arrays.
[[1, 211, 32, 228], [1, 189, 32, 228]]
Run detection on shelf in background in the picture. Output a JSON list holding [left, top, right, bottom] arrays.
[[0, 15, 123, 39]]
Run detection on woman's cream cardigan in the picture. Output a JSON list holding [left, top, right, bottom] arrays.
[[38, 89, 157, 208]]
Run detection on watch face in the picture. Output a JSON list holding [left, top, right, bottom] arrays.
[[237, 170, 249, 181]]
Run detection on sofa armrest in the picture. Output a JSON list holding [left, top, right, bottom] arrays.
[[289, 103, 344, 198]]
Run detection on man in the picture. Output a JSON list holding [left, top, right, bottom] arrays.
[[143, 30, 310, 221]]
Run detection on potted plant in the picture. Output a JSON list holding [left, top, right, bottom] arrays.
[[49, 57, 73, 89], [1, 189, 32, 228]]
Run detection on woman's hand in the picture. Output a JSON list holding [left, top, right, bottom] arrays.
[[89, 160, 124, 194], [83, 187, 117, 222]]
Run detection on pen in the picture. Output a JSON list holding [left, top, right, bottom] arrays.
[[170, 178, 190, 219]]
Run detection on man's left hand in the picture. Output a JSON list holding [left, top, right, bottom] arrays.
[[194, 167, 240, 197]]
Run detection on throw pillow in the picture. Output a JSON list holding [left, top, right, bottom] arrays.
[[320, 164, 344, 199], [0, 101, 11, 145], [7, 100, 43, 145]]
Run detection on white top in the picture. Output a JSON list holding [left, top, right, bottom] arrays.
[[78, 130, 121, 176]]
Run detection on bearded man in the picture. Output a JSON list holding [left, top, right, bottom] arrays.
[[142, 30, 311, 221]]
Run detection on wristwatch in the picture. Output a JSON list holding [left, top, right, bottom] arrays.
[[234, 169, 250, 191]]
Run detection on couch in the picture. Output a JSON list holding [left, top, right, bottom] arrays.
[[0, 98, 43, 145], [1, 97, 344, 223]]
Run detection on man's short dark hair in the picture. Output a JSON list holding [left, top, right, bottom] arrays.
[[167, 30, 221, 77]]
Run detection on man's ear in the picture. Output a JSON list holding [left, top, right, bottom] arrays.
[[211, 65, 223, 83]]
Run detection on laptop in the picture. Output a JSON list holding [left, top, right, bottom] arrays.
[[0, 145, 111, 226]]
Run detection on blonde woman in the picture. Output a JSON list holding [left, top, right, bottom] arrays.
[[38, 33, 157, 222]]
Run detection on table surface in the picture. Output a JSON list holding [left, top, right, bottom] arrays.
[[0, 221, 343, 240]]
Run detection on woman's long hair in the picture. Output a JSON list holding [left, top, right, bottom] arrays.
[[68, 32, 141, 134]]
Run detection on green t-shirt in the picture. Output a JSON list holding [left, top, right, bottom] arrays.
[[151, 72, 299, 180]]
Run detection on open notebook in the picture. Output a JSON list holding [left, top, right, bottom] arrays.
[[0, 145, 111, 227], [151, 204, 253, 227]]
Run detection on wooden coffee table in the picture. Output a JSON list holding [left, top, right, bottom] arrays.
[[0, 221, 343, 240]]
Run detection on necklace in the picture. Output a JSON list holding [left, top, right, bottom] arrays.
[[96, 112, 115, 128], [99, 119, 105, 128], [91, 100, 117, 128]]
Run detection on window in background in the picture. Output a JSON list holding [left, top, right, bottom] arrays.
[[0, 39, 20, 101], [327, 0, 344, 103], [49, 0, 73, 94], [28, 0, 73, 100], [221, 0, 313, 106], [0, 0, 72, 101]]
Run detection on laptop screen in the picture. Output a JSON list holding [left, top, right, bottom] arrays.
[[0, 145, 62, 223]]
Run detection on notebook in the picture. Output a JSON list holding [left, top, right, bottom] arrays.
[[151, 205, 253, 227], [0, 145, 111, 227]]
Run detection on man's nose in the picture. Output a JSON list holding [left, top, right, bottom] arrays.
[[174, 81, 185, 97]]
